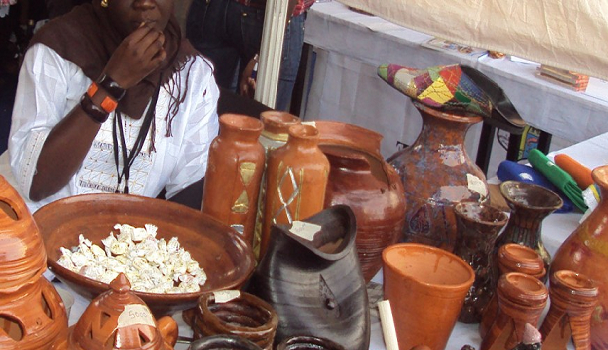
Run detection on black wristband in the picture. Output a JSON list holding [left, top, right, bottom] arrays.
[[97, 73, 126, 101], [80, 94, 109, 124]]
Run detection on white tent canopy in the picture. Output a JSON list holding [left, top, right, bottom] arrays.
[[336, 0, 608, 80]]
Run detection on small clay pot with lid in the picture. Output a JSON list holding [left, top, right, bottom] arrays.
[[276, 335, 346, 350], [540, 270, 598, 349], [66, 273, 178, 350], [480, 272, 548, 350], [191, 291, 278, 350]]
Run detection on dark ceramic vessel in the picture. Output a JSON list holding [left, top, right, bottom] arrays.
[[387, 101, 489, 252], [188, 335, 262, 350], [247, 205, 370, 350], [276, 335, 346, 350]]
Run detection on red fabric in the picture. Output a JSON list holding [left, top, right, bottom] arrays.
[[293, 0, 315, 16]]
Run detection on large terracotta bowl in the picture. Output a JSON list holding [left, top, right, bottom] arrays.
[[33, 193, 256, 316]]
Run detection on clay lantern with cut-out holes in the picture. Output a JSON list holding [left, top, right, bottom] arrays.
[[59, 273, 178, 350], [0, 175, 68, 350]]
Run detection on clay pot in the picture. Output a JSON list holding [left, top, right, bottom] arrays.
[[453, 202, 509, 323], [321, 144, 406, 282], [0, 175, 68, 350], [259, 124, 329, 259], [480, 272, 548, 350], [188, 335, 262, 350], [496, 181, 563, 276], [540, 270, 598, 350], [202, 114, 265, 245], [252, 111, 301, 259], [479, 243, 546, 339], [313, 120, 383, 157], [191, 291, 278, 350], [387, 101, 489, 252], [382, 243, 475, 350], [552, 165, 608, 349], [276, 335, 346, 350], [65, 273, 178, 350], [247, 205, 370, 350]]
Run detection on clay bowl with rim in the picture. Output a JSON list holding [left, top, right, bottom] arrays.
[[33, 193, 256, 316]]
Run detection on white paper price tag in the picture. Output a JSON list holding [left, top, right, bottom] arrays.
[[117, 304, 155, 328], [467, 173, 488, 198], [289, 221, 321, 241], [213, 290, 241, 303]]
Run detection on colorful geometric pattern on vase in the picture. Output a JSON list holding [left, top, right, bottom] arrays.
[[322, 144, 406, 282], [479, 273, 548, 350], [382, 243, 475, 350], [247, 206, 370, 350], [202, 114, 265, 246], [0, 175, 68, 350], [496, 181, 563, 279], [387, 101, 489, 251], [66, 273, 178, 350], [259, 124, 329, 259], [551, 165, 608, 350], [191, 291, 278, 350], [540, 270, 598, 350], [188, 334, 263, 350], [453, 202, 508, 324], [377, 63, 492, 118], [252, 111, 302, 260], [479, 243, 546, 339], [276, 335, 346, 350]]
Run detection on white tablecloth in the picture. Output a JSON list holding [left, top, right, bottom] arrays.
[[301, 1, 608, 162]]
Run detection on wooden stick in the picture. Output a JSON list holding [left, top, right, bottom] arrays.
[[378, 299, 399, 350]]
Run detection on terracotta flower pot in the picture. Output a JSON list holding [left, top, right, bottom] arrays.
[[202, 114, 265, 245], [540, 270, 598, 350], [551, 164, 608, 350], [259, 124, 329, 259], [387, 101, 489, 252], [191, 291, 278, 350], [382, 243, 475, 350], [496, 181, 563, 276], [480, 273, 548, 350], [453, 202, 508, 323]]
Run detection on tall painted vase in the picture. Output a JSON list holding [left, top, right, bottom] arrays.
[[387, 101, 489, 252], [202, 114, 265, 245], [552, 165, 608, 349]]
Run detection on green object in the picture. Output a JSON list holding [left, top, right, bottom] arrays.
[[528, 149, 588, 212]]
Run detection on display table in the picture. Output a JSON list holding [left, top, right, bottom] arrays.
[[301, 1, 608, 161]]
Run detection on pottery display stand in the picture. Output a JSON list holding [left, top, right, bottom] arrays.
[[540, 270, 598, 350], [0, 176, 68, 349]]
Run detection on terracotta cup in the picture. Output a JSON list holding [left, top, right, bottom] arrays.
[[382, 243, 475, 350]]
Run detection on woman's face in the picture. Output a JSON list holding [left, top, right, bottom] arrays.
[[106, 0, 174, 37]]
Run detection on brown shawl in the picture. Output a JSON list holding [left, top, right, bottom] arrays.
[[29, 2, 199, 125]]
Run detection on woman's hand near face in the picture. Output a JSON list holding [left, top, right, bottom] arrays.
[[103, 24, 167, 88]]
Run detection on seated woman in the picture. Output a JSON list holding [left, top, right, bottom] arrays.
[[8, 0, 219, 212]]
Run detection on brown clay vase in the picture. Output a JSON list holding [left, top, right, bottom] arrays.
[[453, 202, 509, 324], [259, 124, 329, 259], [313, 120, 384, 157], [202, 114, 265, 245], [387, 101, 490, 252], [383, 243, 475, 350], [496, 181, 563, 276], [252, 111, 301, 259], [0, 175, 68, 350], [540, 270, 598, 350], [64, 273, 178, 350], [191, 291, 278, 350], [480, 272, 548, 350], [551, 164, 608, 350], [188, 335, 263, 350], [479, 243, 546, 339], [321, 143, 406, 282], [275, 335, 346, 350]]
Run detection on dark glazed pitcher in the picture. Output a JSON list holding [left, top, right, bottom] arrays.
[[246, 205, 370, 350]]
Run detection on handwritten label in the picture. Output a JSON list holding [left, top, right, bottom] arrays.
[[289, 221, 321, 241], [117, 304, 155, 328], [213, 290, 241, 303], [467, 173, 488, 198]]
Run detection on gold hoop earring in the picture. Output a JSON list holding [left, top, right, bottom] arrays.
[[101, 0, 108, 7]]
